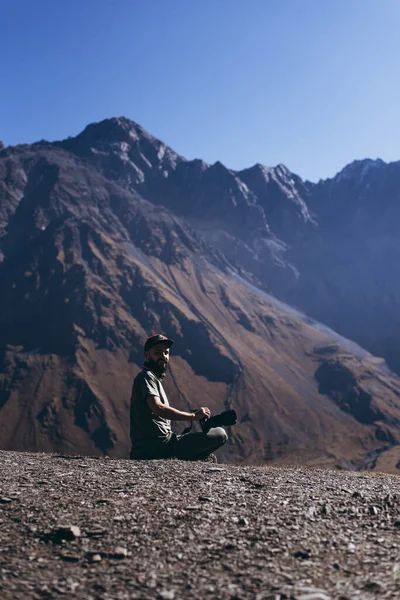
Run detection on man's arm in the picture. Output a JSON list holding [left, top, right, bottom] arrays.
[[146, 396, 210, 421]]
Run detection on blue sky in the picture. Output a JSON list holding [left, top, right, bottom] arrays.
[[1, 0, 400, 181]]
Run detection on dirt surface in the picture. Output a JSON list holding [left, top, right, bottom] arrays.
[[0, 451, 399, 600]]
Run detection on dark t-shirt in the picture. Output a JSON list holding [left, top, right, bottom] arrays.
[[130, 368, 172, 457]]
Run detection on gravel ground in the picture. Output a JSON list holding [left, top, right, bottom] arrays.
[[0, 451, 399, 600]]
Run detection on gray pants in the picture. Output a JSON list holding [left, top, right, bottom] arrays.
[[131, 427, 227, 461]]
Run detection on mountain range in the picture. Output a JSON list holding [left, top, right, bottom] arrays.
[[1, 117, 400, 472]]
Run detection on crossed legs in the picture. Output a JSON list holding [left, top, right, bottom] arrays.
[[174, 427, 228, 461]]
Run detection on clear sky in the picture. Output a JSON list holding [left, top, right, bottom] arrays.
[[1, 0, 400, 181]]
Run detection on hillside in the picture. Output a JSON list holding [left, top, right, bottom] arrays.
[[54, 119, 400, 375], [1, 121, 400, 470], [0, 450, 399, 600]]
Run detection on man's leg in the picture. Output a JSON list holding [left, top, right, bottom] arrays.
[[174, 427, 227, 461], [130, 435, 176, 460]]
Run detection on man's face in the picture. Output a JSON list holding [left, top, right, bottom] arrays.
[[145, 343, 170, 373]]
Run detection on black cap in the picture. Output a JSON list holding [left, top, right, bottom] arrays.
[[144, 334, 174, 352]]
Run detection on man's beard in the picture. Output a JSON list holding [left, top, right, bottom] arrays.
[[144, 358, 168, 378]]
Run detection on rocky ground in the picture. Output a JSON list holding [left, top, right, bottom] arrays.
[[0, 451, 399, 600]]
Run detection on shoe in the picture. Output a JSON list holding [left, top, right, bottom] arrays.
[[201, 453, 218, 464]]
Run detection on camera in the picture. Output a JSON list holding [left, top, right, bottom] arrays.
[[199, 409, 237, 434]]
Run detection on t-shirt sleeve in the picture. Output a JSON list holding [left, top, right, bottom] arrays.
[[140, 373, 159, 399]]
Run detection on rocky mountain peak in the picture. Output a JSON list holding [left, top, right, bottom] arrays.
[[211, 160, 228, 171], [59, 117, 183, 189], [205, 160, 246, 185], [332, 158, 386, 185], [77, 116, 144, 142], [274, 163, 292, 177], [237, 162, 314, 240], [189, 158, 209, 171], [165, 156, 268, 238], [239, 162, 297, 185]]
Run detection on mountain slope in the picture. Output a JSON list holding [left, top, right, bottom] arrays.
[[1, 124, 400, 470], [67, 119, 400, 377]]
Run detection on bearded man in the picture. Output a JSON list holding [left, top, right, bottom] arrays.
[[130, 334, 227, 461]]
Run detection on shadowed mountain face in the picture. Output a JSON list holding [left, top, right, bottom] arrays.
[[60, 120, 400, 375], [1, 118, 400, 471]]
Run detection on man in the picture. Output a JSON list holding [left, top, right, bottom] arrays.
[[130, 334, 228, 461]]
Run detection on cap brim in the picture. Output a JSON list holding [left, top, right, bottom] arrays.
[[144, 338, 174, 351]]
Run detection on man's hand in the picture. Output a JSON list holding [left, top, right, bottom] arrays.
[[194, 407, 211, 421]]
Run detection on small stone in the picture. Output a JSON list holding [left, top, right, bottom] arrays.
[[352, 491, 363, 498], [332, 562, 340, 570], [159, 591, 175, 600], [69, 526, 81, 538], [207, 467, 225, 472], [294, 550, 311, 560], [60, 554, 80, 562], [86, 529, 106, 537], [298, 591, 330, 600], [369, 506, 378, 515], [198, 496, 213, 502], [95, 498, 112, 504], [238, 517, 249, 526], [224, 542, 236, 550], [110, 546, 128, 559], [321, 504, 331, 515], [87, 551, 103, 561], [45, 526, 81, 544], [0, 498, 12, 504], [347, 542, 356, 553], [307, 505, 317, 518], [364, 581, 382, 592], [90, 554, 102, 562], [394, 520, 400, 527]]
